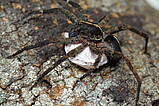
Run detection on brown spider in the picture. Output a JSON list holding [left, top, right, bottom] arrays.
[[7, 1, 149, 106]]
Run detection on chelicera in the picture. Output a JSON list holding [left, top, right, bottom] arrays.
[[7, 1, 149, 106]]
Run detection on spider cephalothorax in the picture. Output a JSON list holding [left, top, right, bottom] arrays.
[[7, 1, 149, 106], [74, 20, 104, 40]]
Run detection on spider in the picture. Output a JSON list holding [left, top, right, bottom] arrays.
[[7, 1, 149, 106]]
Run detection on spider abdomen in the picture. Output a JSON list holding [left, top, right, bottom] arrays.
[[65, 43, 108, 69]]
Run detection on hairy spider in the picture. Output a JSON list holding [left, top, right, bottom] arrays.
[[7, 1, 149, 106]]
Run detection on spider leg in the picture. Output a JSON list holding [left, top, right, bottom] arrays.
[[65, 0, 87, 21], [98, 15, 112, 27], [105, 24, 149, 53], [6, 40, 52, 59], [123, 56, 142, 106], [6, 37, 81, 59], [19, 8, 79, 25], [72, 53, 103, 90], [29, 43, 87, 90], [91, 46, 142, 105], [72, 46, 123, 90], [90, 44, 123, 60]]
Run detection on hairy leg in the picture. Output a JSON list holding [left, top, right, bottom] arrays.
[[105, 24, 149, 53], [16, 8, 79, 25], [72, 43, 123, 90], [29, 42, 87, 90], [123, 56, 142, 106], [98, 15, 112, 27], [6, 40, 52, 59], [64, 0, 87, 21], [6, 36, 81, 59], [90, 45, 141, 105], [97, 46, 141, 106]]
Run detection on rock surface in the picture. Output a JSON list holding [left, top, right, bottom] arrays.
[[0, 0, 159, 105]]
